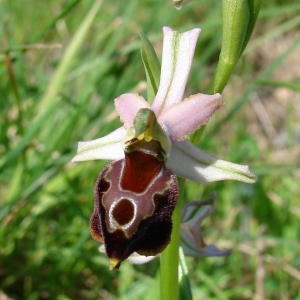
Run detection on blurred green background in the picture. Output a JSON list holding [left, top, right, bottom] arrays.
[[1, 0, 299, 299]]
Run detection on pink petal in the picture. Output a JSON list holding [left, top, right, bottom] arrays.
[[114, 93, 150, 128], [151, 27, 201, 116], [159, 93, 223, 141]]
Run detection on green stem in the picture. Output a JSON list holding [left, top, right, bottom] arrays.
[[160, 178, 186, 300]]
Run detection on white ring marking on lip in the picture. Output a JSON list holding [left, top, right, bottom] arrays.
[[108, 197, 137, 230]]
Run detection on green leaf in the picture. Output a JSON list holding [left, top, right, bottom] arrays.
[[241, 0, 263, 54], [197, 269, 229, 300], [179, 247, 193, 300], [139, 31, 161, 102], [257, 79, 300, 91], [0, 0, 103, 171], [38, 0, 103, 110]]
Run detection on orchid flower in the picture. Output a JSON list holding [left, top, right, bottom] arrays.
[[72, 27, 256, 270], [72, 27, 255, 184], [117, 192, 230, 265], [180, 192, 231, 257]]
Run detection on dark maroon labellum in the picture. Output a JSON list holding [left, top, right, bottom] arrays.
[[90, 146, 178, 269]]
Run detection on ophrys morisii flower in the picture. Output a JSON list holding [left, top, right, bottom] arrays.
[[180, 192, 232, 258], [111, 192, 231, 266], [72, 27, 256, 270]]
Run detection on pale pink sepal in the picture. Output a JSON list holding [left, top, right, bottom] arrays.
[[159, 93, 223, 141], [182, 241, 232, 257], [71, 127, 125, 162], [99, 245, 156, 265], [115, 93, 150, 129], [167, 140, 257, 183], [151, 27, 201, 116], [197, 244, 232, 257], [181, 194, 231, 258], [126, 253, 156, 265], [181, 195, 216, 255], [181, 192, 217, 224]]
